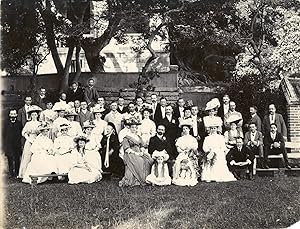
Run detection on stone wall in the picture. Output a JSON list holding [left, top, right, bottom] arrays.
[[287, 104, 300, 153]]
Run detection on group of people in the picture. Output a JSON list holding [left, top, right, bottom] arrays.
[[2, 78, 292, 186]]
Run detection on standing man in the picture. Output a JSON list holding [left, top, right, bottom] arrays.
[[173, 98, 185, 121], [218, 94, 230, 119], [135, 97, 144, 114], [245, 106, 262, 132], [17, 96, 33, 127], [224, 101, 243, 130], [3, 109, 23, 178], [154, 97, 167, 125], [150, 94, 159, 120], [34, 87, 48, 110], [84, 78, 99, 107], [117, 97, 127, 114], [66, 82, 84, 102], [262, 104, 287, 140]]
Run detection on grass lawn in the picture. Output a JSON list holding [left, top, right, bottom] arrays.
[[3, 177, 300, 229]]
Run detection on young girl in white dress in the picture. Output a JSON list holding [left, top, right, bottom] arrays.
[[68, 135, 102, 184], [18, 105, 42, 178], [22, 122, 57, 184], [201, 118, 236, 182], [146, 150, 171, 186]]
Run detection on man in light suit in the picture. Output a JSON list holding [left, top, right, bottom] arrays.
[[244, 122, 263, 157], [244, 106, 262, 132], [262, 104, 287, 140], [17, 96, 33, 127], [263, 123, 291, 169]]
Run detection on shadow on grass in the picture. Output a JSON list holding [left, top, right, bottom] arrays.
[[4, 177, 300, 228]]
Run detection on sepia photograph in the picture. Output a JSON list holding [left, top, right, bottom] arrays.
[[1, 0, 300, 228]]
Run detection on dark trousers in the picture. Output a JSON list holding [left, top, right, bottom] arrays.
[[7, 154, 20, 177], [246, 145, 263, 157], [264, 147, 289, 164], [229, 164, 253, 179]]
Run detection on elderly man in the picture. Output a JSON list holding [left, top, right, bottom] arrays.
[[84, 78, 99, 107], [104, 102, 124, 133], [262, 104, 287, 140], [263, 123, 291, 169], [3, 109, 23, 178], [224, 101, 243, 130]]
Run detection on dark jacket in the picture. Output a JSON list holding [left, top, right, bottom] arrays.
[[66, 87, 84, 102], [84, 87, 99, 106], [263, 131, 285, 154], [2, 120, 22, 157], [262, 113, 287, 137], [226, 146, 255, 163], [148, 135, 172, 158]]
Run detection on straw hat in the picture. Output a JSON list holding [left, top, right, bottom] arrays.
[[92, 106, 105, 114], [38, 122, 51, 131], [205, 117, 223, 127], [27, 105, 42, 114], [52, 102, 67, 111], [59, 122, 70, 131], [65, 109, 78, 116], [152, 150, 169, 161], [126, 117, 141, 126], [73, 135, 90, 143], [82, 120, 95, 129], [179, 118, 193, 128], [205, 98, 220, 111], [226, 113, 242, 124]]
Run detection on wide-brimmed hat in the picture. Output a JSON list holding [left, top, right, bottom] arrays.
[[205, 117, 223, 127], [28, 105, 42, 114], [73, 135, 90, 143], [126, 117, 141, 126], [52, 102, 67, 111], [226, 113, 242, 124], [92, 106, 106, 114], [82, 120, 95, 129], [59, 122, 70, 131], [65, 109, 78, 116], [179, 118, 193, 128], [205, 98, 220, 111], [141, 107, 153, 114], [38, 122, 51, 131], [152, 150, 169, 161]]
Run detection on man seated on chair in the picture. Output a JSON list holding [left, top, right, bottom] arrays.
[[226, 137, 255, 180], [244, 122, 264, 158], [263, 123, 291, 169]]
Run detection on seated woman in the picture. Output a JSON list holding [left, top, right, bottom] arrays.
[[173, 122, 199, 186], [22, 122, 57, 184], [138, 108, 156, 146], [172, 153, 197, 186], [18, 105, 42, 179], [91, 107, 108, 142], [119, 118, 153, 187], [146, 150, 171, 186], [201, 118, 236, 182], [68, 135, 102, 184], [65, 109, 83, 138], [82, 120, 101, 152], [224, 115, 244, 150], [53, 123, 76, 178], [100, 122, 124, 178]]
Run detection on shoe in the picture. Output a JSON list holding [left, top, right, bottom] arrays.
[[286, 164, 292, 169]]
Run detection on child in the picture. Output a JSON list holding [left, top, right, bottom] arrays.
[[146, 150, 171, 186], [172, 153, 198, 186]]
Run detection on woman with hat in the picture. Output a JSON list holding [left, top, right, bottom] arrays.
[[138, 108, 156, 146], [201, 118, 236, 182], [68, 135, 102, 184], [178, 107, 194, 135], [100, 122, 124, 178], [39, 99, 57, 123], [146, 150, 171, 186], [52, 103, 68, 139], [18, 105, 42, 178], [82, 120, 100, 152], [224, 114, 244, 150], [53, 122, 76, 177], [119, 118, 153, 187], [175, 120, 200, 180], [91, 107, 108, 142], [65, 109, 83, 138], [22, 122, 57, 184], [203, 98, 223, 135]]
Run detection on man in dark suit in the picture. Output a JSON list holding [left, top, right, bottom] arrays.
[[262, 104, 287, 140], [66, 82, 84, 102], [173, 97, 185, 121], [226, 137, 255, 180], [34, 87, 48, 110], [154, 97, 167, 125], [3, 109, 23, 178], [263, 123, 291, 169], [148, 124, 174, 175], [17, 96, 32, 127], [244, 106, 262, 132], [244, 122, 264, 157], [77, 101, 94, 127], [150, 94, 159, 120], [217, 94, 230, 119], [117, 97, 128, 114], [84, 78, 99, 107]]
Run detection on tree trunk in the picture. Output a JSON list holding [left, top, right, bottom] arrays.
[[73, 45, 82, 82], [82, 45, 105, 73], [60, 45, 75, 92]]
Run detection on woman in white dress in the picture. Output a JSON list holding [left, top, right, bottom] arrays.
[[203, 98, 222, 135], [39, 100, 57, 123], [173, 122, 199, 186], [53, 123, 76, 177], [224, 115, 244, 150], [201, 118, 236, 182], [82, 121, 101, 152], [52, 103, 68, 139], [65, 110, 83, 138], [68, 135, 102, 184], [22, 122, 57, 184], [18, 105, 42, 178], [138, 108, 156, 146], [91, 107, 108, 143]]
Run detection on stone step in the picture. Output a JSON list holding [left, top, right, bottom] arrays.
[[256, 168, 300, 177]]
